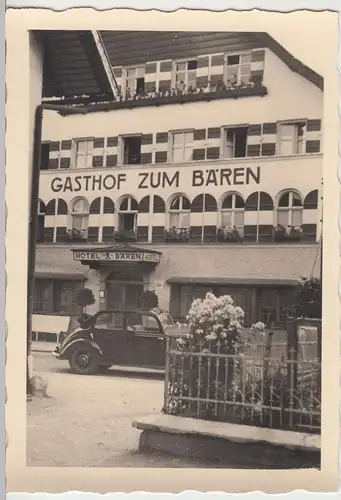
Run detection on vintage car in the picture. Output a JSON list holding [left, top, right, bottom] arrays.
[[52, 309, 182, 375]]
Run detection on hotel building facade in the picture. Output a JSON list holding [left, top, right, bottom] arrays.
[[34, 31, 323, 329]]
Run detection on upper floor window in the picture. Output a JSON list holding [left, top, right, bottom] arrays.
[[169, 195, 191, 229], [220, 193, 245, 236], [277, 191, 303, 228], [174, 60, 197, 90], [225, 52, 252, 86], [224, 126, 248, 158], [171, 131, 193, 162], [75, 139, 94, 169], [120, 135, 142, 165], [278, 122, 306, 156], [125, 66, 145, 97], [118, 196, 138, 232], [71, 198, 89, 235]]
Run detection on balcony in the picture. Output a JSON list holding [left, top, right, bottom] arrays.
[[58, 81, 267, 114]]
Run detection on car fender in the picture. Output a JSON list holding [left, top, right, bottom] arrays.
[[58, 338, 103, 359]]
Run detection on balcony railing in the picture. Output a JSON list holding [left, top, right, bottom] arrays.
[[57, 81, 267, 113]]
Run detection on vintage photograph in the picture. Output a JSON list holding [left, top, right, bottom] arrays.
[[23, 27, 325, 471]]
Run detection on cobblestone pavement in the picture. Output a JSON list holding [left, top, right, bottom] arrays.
[[27, 353, 223, 468]]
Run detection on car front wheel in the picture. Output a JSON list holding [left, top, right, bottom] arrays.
[[68, 346, 100, 375]]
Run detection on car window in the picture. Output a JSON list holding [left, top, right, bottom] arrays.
[[96, 312, 124, 329], [158, 312, 174, 328], [126, 312, 144, 331], [142, 314, 159, 331]]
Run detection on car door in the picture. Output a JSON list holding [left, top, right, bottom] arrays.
[[126, 312, 166, 369], [92, 311, 131, 366]]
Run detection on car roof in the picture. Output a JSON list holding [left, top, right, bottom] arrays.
[[96, 309, 159, 315]]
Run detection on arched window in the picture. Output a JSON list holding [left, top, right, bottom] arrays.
[[103, 197, 115, 214], [304, 190, 318, 210], [277, 191, 303, 228], [138, 196, 150, 213], [37, 200, 46, 243], [118, 196, 138, 232], [245, 192, 274, 211], [191, 194, 217, 213], [57, 199, 68, 215], [89, 197, 101, 214], [169, 195, 191, 229], [46, 199, 56, 216], [153, 195, 165, 213], [70, 198, 89, 239], [220, 193, 245, 237]]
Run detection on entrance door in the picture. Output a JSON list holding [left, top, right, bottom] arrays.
[[106, 282, 143, 309]]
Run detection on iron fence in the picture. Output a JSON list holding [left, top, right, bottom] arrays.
[[164, 320, 321, 434]]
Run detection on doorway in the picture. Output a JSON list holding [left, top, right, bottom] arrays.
[[106, 272, 144, 309]]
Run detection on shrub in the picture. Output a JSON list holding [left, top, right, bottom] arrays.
[[76, 288, 95, 313], [139, 290, 159, 310]]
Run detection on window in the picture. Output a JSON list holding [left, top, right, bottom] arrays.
[[125, 66, 145, 97], [121, 136, 142, 165], [277, 191, 303, 228], [220, 193, 245, 237], [40, 143, 50, 170], [174, 60, 197, 90], [225, 52, 252, 85], [33, 279, 82, 315], [70, 198, 89, 239], [224, 127, 248, 158], [169, 195, 191, 229], [171, 131, 193, 162], [96, 311, 124, 329], [278, 122, 306, 156], [118, 196, 138, 232], [258, 287, 295, 327], [75, 139, 94, 169]]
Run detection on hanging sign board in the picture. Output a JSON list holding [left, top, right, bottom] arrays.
[[73, 250, 160, 263]]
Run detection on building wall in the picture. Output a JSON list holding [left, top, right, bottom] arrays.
[[29, 32, 44, 201]]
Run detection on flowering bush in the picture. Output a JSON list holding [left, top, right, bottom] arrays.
[[185, 292, 245, 350]]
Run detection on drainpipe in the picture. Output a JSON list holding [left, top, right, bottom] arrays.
[[27, 102, 89, 395]]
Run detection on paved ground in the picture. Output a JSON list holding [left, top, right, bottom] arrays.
[[27, 352, 223, 468]]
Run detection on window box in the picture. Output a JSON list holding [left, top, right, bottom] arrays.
[[65, 228, 88, 243], [113, 229, 137, 242], [164, 228, 190, 243], [216, 226, 242, 243], [273, 225, 303, 243], [68, 83, 268, 115]]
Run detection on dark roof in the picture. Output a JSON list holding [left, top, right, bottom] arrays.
[[37, 30, 323, 101], [100, 30, 323, 91], [35, 31, 114, 99]]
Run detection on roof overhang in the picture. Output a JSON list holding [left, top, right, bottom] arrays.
[[34, 30, 115, 100], [167, 277, 299, 287]]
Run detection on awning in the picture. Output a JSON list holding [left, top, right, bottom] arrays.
[[164, 244, 321, 286], [167, 277, 299, 287]]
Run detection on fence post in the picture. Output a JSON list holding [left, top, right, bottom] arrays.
[[163, 334, 170, 413], [285, 319, 298, 428]]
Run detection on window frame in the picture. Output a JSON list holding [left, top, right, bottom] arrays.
[[123, 65, 146, 97], [168, 194, 191, 230], [277, 120, 307, 156], [222, 124, 249, 159], [118, 134, 142, 166], [220, 193, 245, 235], [172, 58, 198, 90], [33, 279, 83, 315], [224, 50, 253, 86], [170, 129, 194, 163], [276, 191, 303, 228], [72, 137, 95, 169]]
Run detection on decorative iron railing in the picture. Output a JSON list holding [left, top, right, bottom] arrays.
[[164, 319, 321, 434]]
